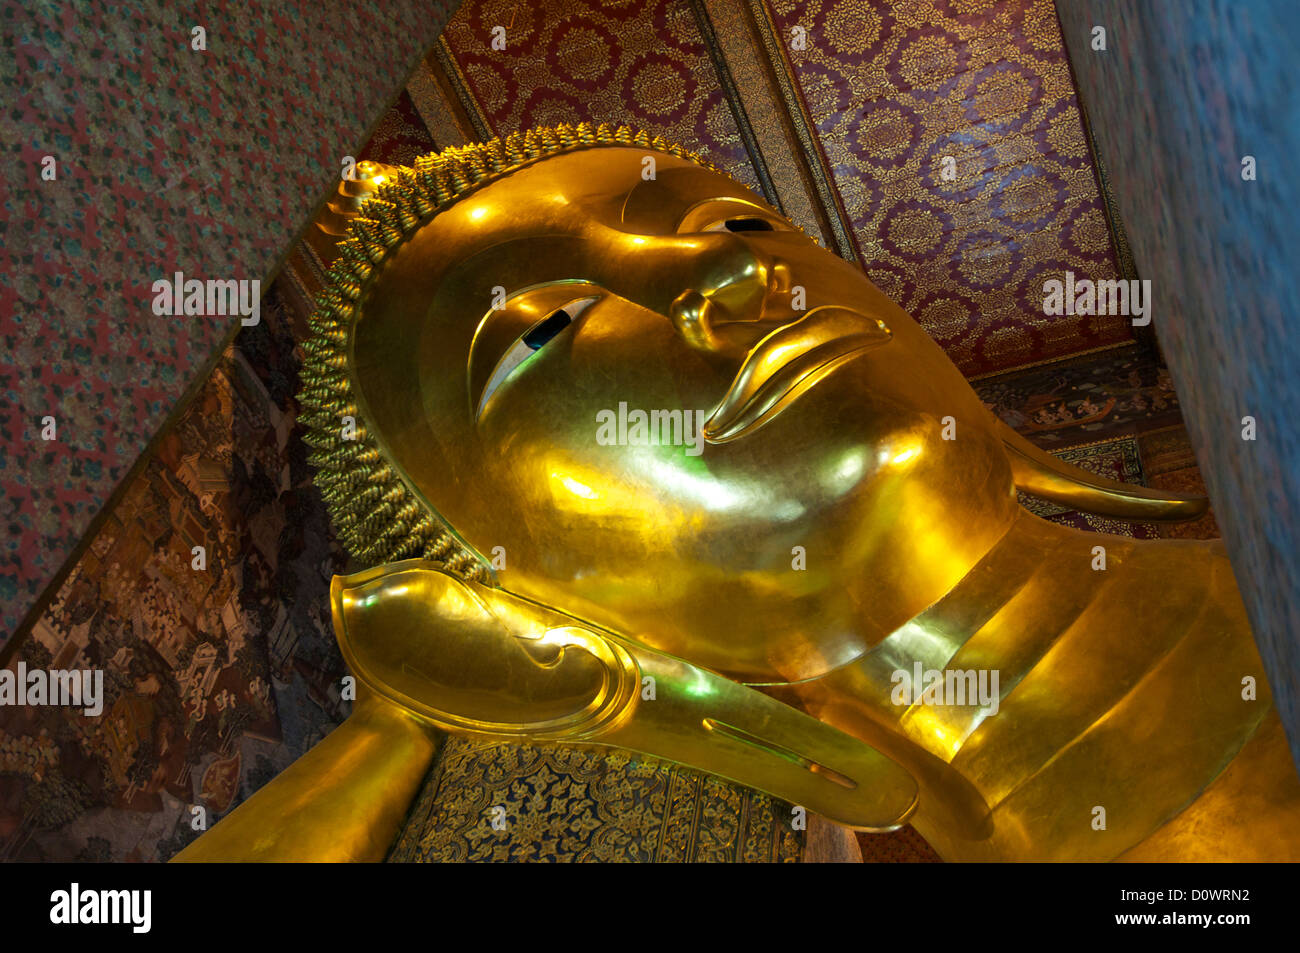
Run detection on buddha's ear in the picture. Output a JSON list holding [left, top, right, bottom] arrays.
[[998, 419, 1209, 522]]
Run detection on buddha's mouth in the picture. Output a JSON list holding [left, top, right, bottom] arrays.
[[702, 305, 892, 444]]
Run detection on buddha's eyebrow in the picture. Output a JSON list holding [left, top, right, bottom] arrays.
[[619, 166, 722, 228], [619, 178, 665, 227], [472, 285, 557, 343], [620, 173, 774, 234]]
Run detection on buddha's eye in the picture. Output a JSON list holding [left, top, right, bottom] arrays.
[[704, 217, 776, 234], [476, 296, 599, 418]]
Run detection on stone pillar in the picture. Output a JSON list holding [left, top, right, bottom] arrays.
[[1056, 0, 1300, 768]]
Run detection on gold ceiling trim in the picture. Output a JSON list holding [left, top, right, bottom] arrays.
[[735, 0, 862, 263], [429, 34, 495, 142], [685, 0, 784, 210]]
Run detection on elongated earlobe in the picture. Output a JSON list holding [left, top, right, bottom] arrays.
[[998, 420, 1209, 522]]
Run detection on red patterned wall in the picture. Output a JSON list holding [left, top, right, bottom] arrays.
[[438, 0, 761, 189], [767, 0, 1133, 376]]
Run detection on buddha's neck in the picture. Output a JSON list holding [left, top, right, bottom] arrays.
[[859, 508, 1125, 753], [771, 509, 1263, 859], [769, 503, 1239, 768]]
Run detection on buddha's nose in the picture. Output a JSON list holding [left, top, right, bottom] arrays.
[[662, 241, 794, 360]]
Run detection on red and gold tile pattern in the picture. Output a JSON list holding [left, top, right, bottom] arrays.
[[766, 0, 1133, 376], [438, 0, 761, 190]]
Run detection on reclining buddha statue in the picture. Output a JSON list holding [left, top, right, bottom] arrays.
[[177, 124, 1300, 862]]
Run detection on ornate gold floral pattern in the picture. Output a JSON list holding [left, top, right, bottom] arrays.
[[439, 0, 760, 191], [388, 737, 803, 863], [767, 0, 1133, 376]]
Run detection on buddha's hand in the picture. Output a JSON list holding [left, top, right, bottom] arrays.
[[331, 559, 919, 831], [331, 557, 639, 740]]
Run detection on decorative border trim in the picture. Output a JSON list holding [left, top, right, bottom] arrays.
[[741, 0, 862, 264], [687, 0, 784, 211], [430, 35, 495, 143]]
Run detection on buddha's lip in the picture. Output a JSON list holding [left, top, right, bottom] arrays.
[[702, 306, 891, 444]]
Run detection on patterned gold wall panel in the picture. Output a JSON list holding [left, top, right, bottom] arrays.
[[389, 738, 802, 862], [766, 0, 1134, 377], [438, 0, 761, 189]]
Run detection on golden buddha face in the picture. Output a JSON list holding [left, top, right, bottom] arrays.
[[349, 146, 1019, 682]]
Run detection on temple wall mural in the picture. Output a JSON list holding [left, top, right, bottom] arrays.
[[3, 0, 1296, 873], [1, 0, 462, 642]]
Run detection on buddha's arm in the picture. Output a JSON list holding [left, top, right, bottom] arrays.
[[330, 559, 919, 832], [178, 556, 919, 862], [172, 689, 439, 863]]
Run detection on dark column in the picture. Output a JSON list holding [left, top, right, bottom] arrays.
[[1056, 1, 1300, 768]]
